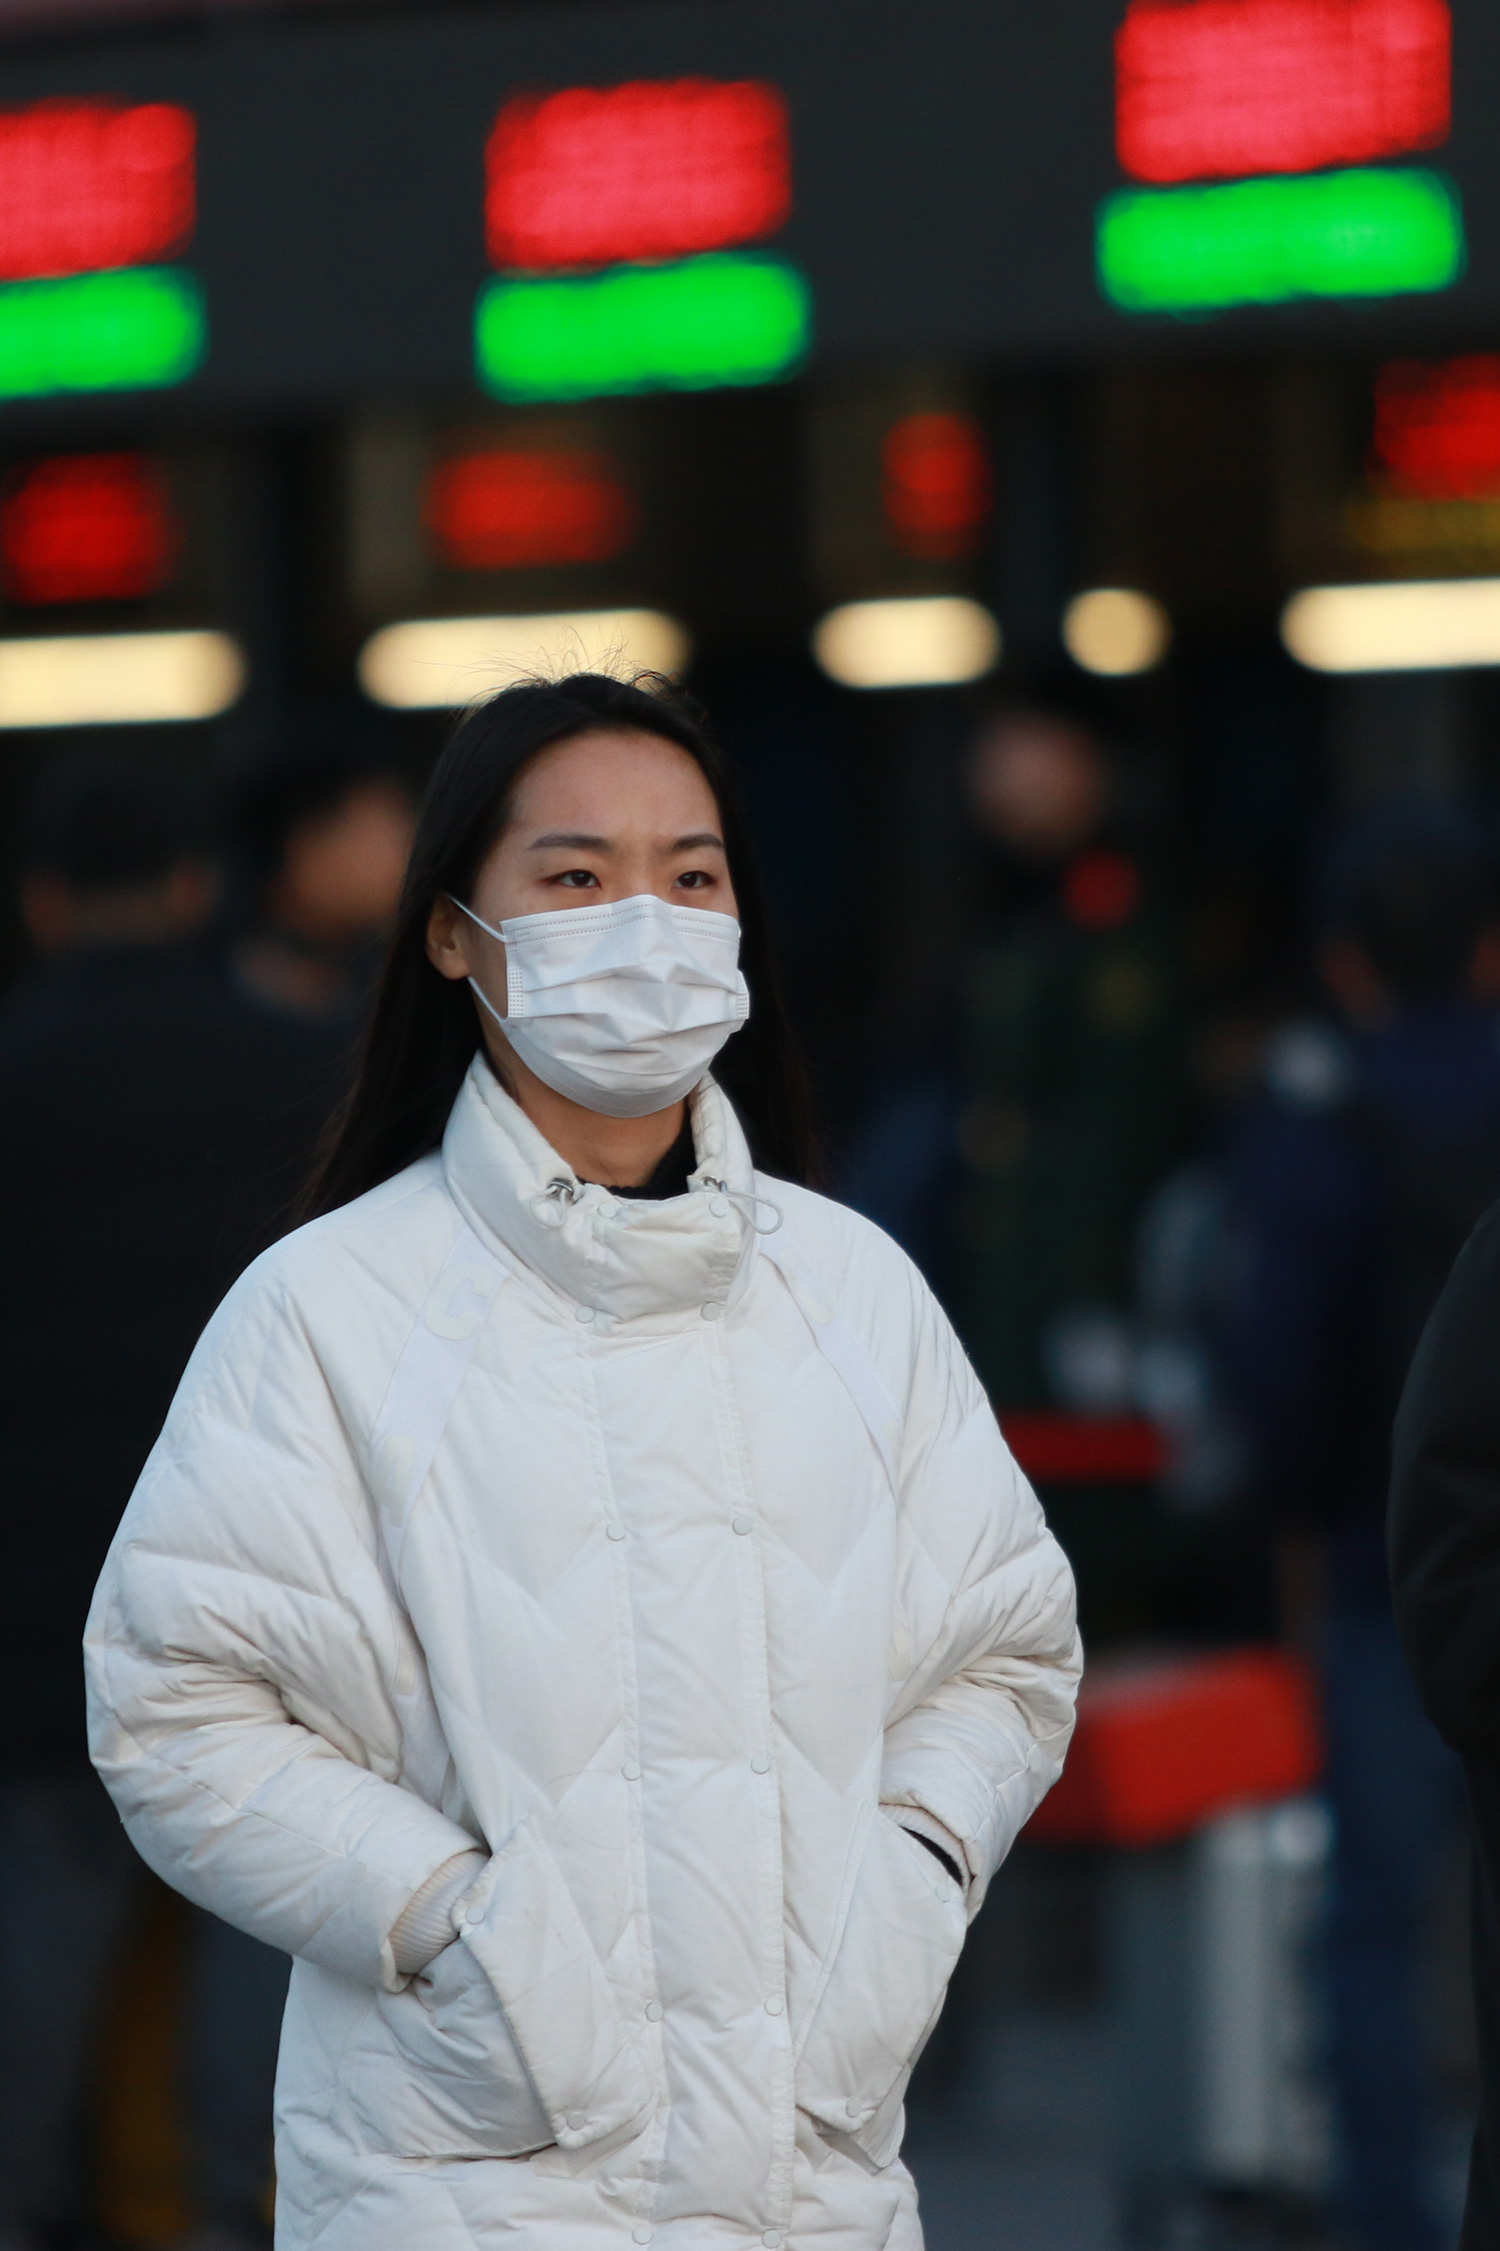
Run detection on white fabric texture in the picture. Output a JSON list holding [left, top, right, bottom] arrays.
[[390, 1848, 489, 1977], [85, 1061, 1080, 2251]]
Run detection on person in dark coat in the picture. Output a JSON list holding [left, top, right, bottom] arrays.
[[0, 743, 407, 2251], [1225, 806, 1500, 2251], [1391, 1185, 1500, 2250]]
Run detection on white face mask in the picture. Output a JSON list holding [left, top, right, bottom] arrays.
[[453, 891, 750, 1119]]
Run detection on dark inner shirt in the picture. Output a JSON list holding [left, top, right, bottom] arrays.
[[592, 1114, 697, 1201]]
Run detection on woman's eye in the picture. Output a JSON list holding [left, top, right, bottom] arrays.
[[556, 869, 599, 889], [676, 870, 712, 890]]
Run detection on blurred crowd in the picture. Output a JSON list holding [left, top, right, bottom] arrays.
[[2, 695, 1498, 2250], [0, 726, 416, 2251]]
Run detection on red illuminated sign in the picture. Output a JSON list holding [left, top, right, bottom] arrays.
[[486, 79, 791, 272], [1371, 356, 1500, 500], [882, 411, 991, 561], [1116, 0, 1451, 184], [424, 448, 636, 569], [1, 452, 178, 604], [0, 99, 195, 282]]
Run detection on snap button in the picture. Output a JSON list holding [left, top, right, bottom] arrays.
[[575, 1304, 596, 1324], [763, 2234, 783, 2248], [597, 1197, 619, 1219], [846, 2098, 862, 2117], [632, 2231, 652, 2246], [606, 1522, 626, 1541], [623, 1759, 642, 1781], [710, 1195, 730, 1218], [750, 1755, 771, 1774], [764, 1995, 784, 2016], [700, 1301, 724, 1322], [731, 1514, 753, 1536], [644, 2000, 663, 2022], [566, 2109, 588, 2129]]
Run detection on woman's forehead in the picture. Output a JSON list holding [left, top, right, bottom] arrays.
[[512, 728, 720, 832]]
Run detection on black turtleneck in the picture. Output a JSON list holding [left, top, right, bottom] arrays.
[[592, 1113, 697, 1201]]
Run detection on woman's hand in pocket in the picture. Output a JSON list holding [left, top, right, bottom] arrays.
[[345, 1933, 555, 2161]]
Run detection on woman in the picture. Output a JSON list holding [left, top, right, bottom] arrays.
[[86, 673, 1080, 2251]]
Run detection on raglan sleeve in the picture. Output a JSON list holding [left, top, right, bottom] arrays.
[[84, 1261, 483, 1993], [877, 1261, 1082, 1913]]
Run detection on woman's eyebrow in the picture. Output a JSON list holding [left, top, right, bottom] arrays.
[[669, 832, 726, 852], [528, 831, 612, 851]]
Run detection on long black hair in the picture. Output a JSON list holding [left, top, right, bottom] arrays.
[[305, 672, 816, 1215]]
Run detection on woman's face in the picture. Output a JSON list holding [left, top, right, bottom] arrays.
[[425, 726, 737, 1011]]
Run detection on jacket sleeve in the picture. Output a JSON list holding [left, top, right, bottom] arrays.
[[84, 1267, 483, 1993], [1389, 1201, 1500, 1759], [878, 1270, 1081, 1913]]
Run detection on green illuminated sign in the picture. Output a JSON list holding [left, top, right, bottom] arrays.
[[475, 252, 810, 401], [0, 266, 205, 398], [1098, 167, 1464, 315]]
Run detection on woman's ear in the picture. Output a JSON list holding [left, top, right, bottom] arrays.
[[425, 895, 474, 983]]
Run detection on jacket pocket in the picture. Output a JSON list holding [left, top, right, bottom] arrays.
[[796, 1807, 967, 2167], [344, 1817, 655, 2162], [347, 1933, 555, 2160]]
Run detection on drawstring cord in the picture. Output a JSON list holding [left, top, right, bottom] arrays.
[[700, 1178, 784, 1235]]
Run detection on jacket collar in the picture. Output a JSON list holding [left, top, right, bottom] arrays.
[[441, 1056, 759, 1326]]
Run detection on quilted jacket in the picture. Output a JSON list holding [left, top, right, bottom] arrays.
[[85, 1060, 1081, 2251]]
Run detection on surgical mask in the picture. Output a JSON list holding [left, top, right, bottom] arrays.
[[452, 891, 750, 1119]]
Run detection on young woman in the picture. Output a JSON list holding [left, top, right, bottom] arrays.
[[86, 674, 1080, 2251]]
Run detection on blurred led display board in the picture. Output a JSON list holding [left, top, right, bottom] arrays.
[[1, 0, 1500, 415], [486, 80, 791, 270], [1372, 352, 1500, 495], [478, 75, 806, 400], [0, 95, 203, 397], [1099, 167, 1463, 311], [1, 449, 177, 601], [1116, 0, 1451, 182], [881, 411, 991, 561], [477, 253, 809, 401], [1100, 0, 1465, 314], [424, 444, 635, 568]]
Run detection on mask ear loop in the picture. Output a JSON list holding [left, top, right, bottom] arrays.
[[700, 1177, 783, 1234]]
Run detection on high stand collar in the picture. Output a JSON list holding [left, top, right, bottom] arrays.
[[440, 1055, 761, 1329]]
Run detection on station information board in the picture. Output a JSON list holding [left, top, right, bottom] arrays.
[[0, 0, 1493, 417]]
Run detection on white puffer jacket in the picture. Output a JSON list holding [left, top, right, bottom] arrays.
[[86, 1062, 1080, 2251]]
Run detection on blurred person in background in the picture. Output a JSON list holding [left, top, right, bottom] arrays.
[[1223, 804, 1500, 2251], [943, 704, 1186, 1415], [225, 715, 416, 1029], [0, 740, 411, 2251]]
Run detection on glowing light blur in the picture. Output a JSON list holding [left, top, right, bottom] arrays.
[[1372, 356, 1500, 499], [1098, 167, 1462, 311], [1116, 0, 1451, 184], [1282, 578, 1500, 670], [1, 453, 177, 604], [487, 80, 791, 272], [812, 597, 1001, 689], [358, 610, 691, 708], [0, 267, 204, 398], [1063, 588, 1171, 675], [0, 98, 196, 280], [424, 449, 635, 570], [476, 253, 808, 401], [881, 412, 991, 561], [0, 628, 243, 726]]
